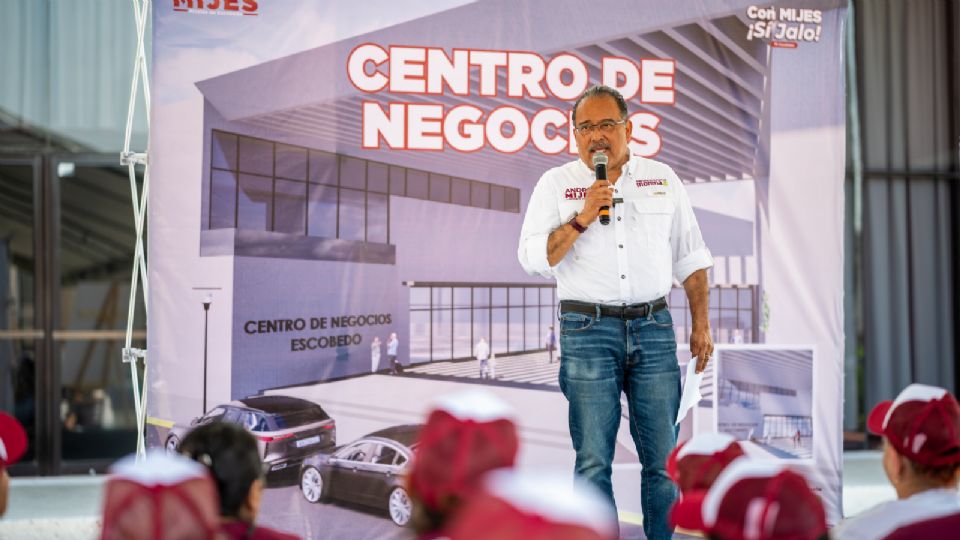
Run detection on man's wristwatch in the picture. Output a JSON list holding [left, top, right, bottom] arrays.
[[568, 214, 587, 234]]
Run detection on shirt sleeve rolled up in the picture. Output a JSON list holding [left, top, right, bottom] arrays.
[[518, 172, 561, 278], [669, 169, 713, 283]]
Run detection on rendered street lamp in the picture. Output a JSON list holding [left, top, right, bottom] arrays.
[[202, 294, 212, 414]]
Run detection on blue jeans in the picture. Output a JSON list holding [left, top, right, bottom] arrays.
[[558, 307, 681, 540]]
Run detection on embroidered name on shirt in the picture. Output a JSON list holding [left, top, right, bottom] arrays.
[[636, 179, 668, 187], [564, 187, 588, 200]]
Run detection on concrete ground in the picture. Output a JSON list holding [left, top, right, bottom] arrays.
[[1, 450, 895, 539]]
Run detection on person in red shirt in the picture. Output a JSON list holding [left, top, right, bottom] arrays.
[[407, 389, 520, 538], [100, 450, 222, 540], [671, 459, 828, 540], [443, 469, 618, 540], [881, 512, 960, 540], [831, 384, 960, 539], [180, 422, 300, 540], [0, 412, 28, 518], [667, 432, 746, 496], [666, 431, 746, 533]]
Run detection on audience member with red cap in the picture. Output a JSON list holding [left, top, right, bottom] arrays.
[[100, 450, 221, 540], [180, 422, 300, 540], [408, 389, 520, 537], [668, 432, 746, 494], [671, 459, 828, 540], [443, 469, 618, 540], [831, 383, 960, 540], [0, 412, 28, 518]]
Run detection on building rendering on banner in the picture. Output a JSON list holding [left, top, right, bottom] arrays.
[[192, 0, 803, 399], [717, 348, 814, 460]]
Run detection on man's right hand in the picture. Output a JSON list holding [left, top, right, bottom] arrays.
[[577, 180, 614, 225], [546, 180, 613, 266]]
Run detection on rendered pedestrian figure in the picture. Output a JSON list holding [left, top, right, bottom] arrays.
[[370, 336, 382, 373], [730, 328, 744, 344], [387, 332, 402, 374], [545, 326, 556, 363], [475, 337, 491, 379]]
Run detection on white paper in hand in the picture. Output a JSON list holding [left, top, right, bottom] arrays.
[[675, 358, 705, 425]]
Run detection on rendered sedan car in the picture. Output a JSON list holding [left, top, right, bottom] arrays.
[[166, 395, 336, 478], [299, 424, 422, 526]]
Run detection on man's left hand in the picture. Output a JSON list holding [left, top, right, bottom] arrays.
[[690, 327, 714, 373]]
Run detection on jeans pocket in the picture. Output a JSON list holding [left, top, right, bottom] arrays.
[[559, 312, 596, 335], [647, 308, 674, 329]]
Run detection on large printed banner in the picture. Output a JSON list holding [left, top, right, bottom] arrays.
[[148, 1, 847, 537]]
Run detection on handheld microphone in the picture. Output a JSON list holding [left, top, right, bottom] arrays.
[[592, 152, 610, 225]]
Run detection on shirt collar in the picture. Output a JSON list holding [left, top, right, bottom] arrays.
[[576, 154, 635, 179]]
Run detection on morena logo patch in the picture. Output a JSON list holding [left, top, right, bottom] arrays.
[[636, 179, 668, 188]]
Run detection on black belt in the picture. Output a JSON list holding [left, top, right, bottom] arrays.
[[560, 298, 668, 320]]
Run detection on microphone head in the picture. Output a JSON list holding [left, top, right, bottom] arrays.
[[591, 151, 608, 167]]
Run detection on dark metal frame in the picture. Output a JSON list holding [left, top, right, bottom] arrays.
[[1, 153, 144, 475], [948, 0, 960, 395], [206, 128, 520, 235], [0, 154, 45, 476], [406, 282, 557, 363], [852, 0, 960, 412], [52, 153, 144, 475], [408, 281, 758, 363], [669, 284, 759, 344]]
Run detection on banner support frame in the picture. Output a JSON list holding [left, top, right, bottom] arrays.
[[121, 0, 151, 461]]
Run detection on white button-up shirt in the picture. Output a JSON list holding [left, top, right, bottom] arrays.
[[518, 155, 713, 304]]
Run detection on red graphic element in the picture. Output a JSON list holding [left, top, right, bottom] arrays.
[[638, 58, 676, 105], [345, 44, 676, 155], [771, 41, 798, 48], [172, 0, 258, 15]]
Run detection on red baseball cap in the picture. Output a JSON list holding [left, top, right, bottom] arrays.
[[0, 412, 28, 468], [409, 389, 519, 512], [667, 432, 746, 494], [101, 451, 220, 540], [866, 383, 960, 467], [671, 460, 827, 540], [444, 469, 618, 540]]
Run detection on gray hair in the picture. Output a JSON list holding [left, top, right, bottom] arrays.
[[571, 85, 629, 125]]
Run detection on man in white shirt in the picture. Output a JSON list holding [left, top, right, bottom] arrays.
[[517, 85, 714, 540], [831, 384, 960, 540]]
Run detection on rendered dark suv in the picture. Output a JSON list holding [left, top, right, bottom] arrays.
[[166, 395, 336, 478]]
